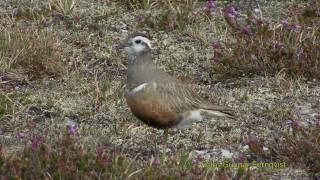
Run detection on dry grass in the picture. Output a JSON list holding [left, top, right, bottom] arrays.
[[0, 26, 64, 80]]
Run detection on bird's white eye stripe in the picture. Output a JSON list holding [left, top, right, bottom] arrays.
[[132, 36, 152, 49]]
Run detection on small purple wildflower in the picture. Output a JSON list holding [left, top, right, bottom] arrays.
[[292, 120, 303, 129], [281, 20, 302, 31], [30, 136, 44, 150], [197, 154, 205, 162], [15, 132, 26, 139], [150, 157, 160, 166], [241, 26, 252, 35], [286, 119, 303, 129], [0, 128, 4, 135], [204, 0, 216, 14], [291, 24, 301, 31], [211, 41, 222, 49], [192, 11, 197, 18], [224, 5, 238, 18], [316, 9, 320, 17], [297, 49, 307, 60], [96, 146, 112, 164], [192, 166, 204, 176], [244, 134, 258, 145], [136, 14, 145, 22], [235, 152, 246, 163], [212, 56, 220, 64], [281, 20, 290, 28], [66, 123, 77, 134]]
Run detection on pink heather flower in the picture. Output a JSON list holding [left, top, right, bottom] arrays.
[[235, 153, 246, 163], [150, 157, 160, 166], [30, 136, 44, 150], [286, 119, 303, 129], [211, 41, 222, 49], [241, 26, 252, 35], [297, 49, 306, 60], [192, 166, 204, 176], [67, 123, 77, 134], [224, 5, 238, 18], [292, 120, 303, 129], [291, 24, 301, 31], [96, 146, 112, 163], [192, 11, 197, 17], [204, 0, 216, 13], [136, 14, 145, 22], [281, 20, 290, 28], [197, 154, 205, 162], [15, 132, 26, 139], [244, 134, 258, 145], [281, 20, 302, 31], [212, 55, 221, 64]]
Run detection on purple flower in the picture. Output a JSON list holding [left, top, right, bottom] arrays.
[[66, 123, 77, 134], [212, 58, 220, 64], [136, 14, 145, 22], [204, 0, 216, 14], [315, 113, 320, 120], [197, 154, 205, 162], [30, 136, 44, 150], [291, 24, 301, 31], [192, 166, 204, 176], [241, 26, 252, 35], [297, 49, 306, 60], [281, 20, 302, 31], [235, 152, 246, 163], [286, 119, 303, 129], [15, 132, 26, 139], [281, 20, 290, 28], [96, 146, 112, 163], [224, 5, 238, 18], [150, 157, 160, 166], [0, 128, 4, 135], [211, 41, 222, 49], [244, 134, 258, 145]]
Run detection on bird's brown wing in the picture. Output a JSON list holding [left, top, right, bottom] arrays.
[[155, 81, 234, 117], [125, 81, 234, 128]]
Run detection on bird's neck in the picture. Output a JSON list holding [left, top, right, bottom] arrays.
[[127, 51, 156, 89], [128, 50, 152, 66]]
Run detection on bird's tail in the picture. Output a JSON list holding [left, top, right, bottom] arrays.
[[199, 104, 236, 119]]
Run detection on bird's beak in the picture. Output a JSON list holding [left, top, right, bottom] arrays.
[[116, 43, 125, 50], [117, 41, 129, 50]]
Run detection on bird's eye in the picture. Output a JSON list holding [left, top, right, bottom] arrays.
[[135, 40, 141, 44]]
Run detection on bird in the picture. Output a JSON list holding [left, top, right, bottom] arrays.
[[119, 32, 235, 154]]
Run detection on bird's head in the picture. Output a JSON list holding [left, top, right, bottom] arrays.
[[119, 32, 152, 57]]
